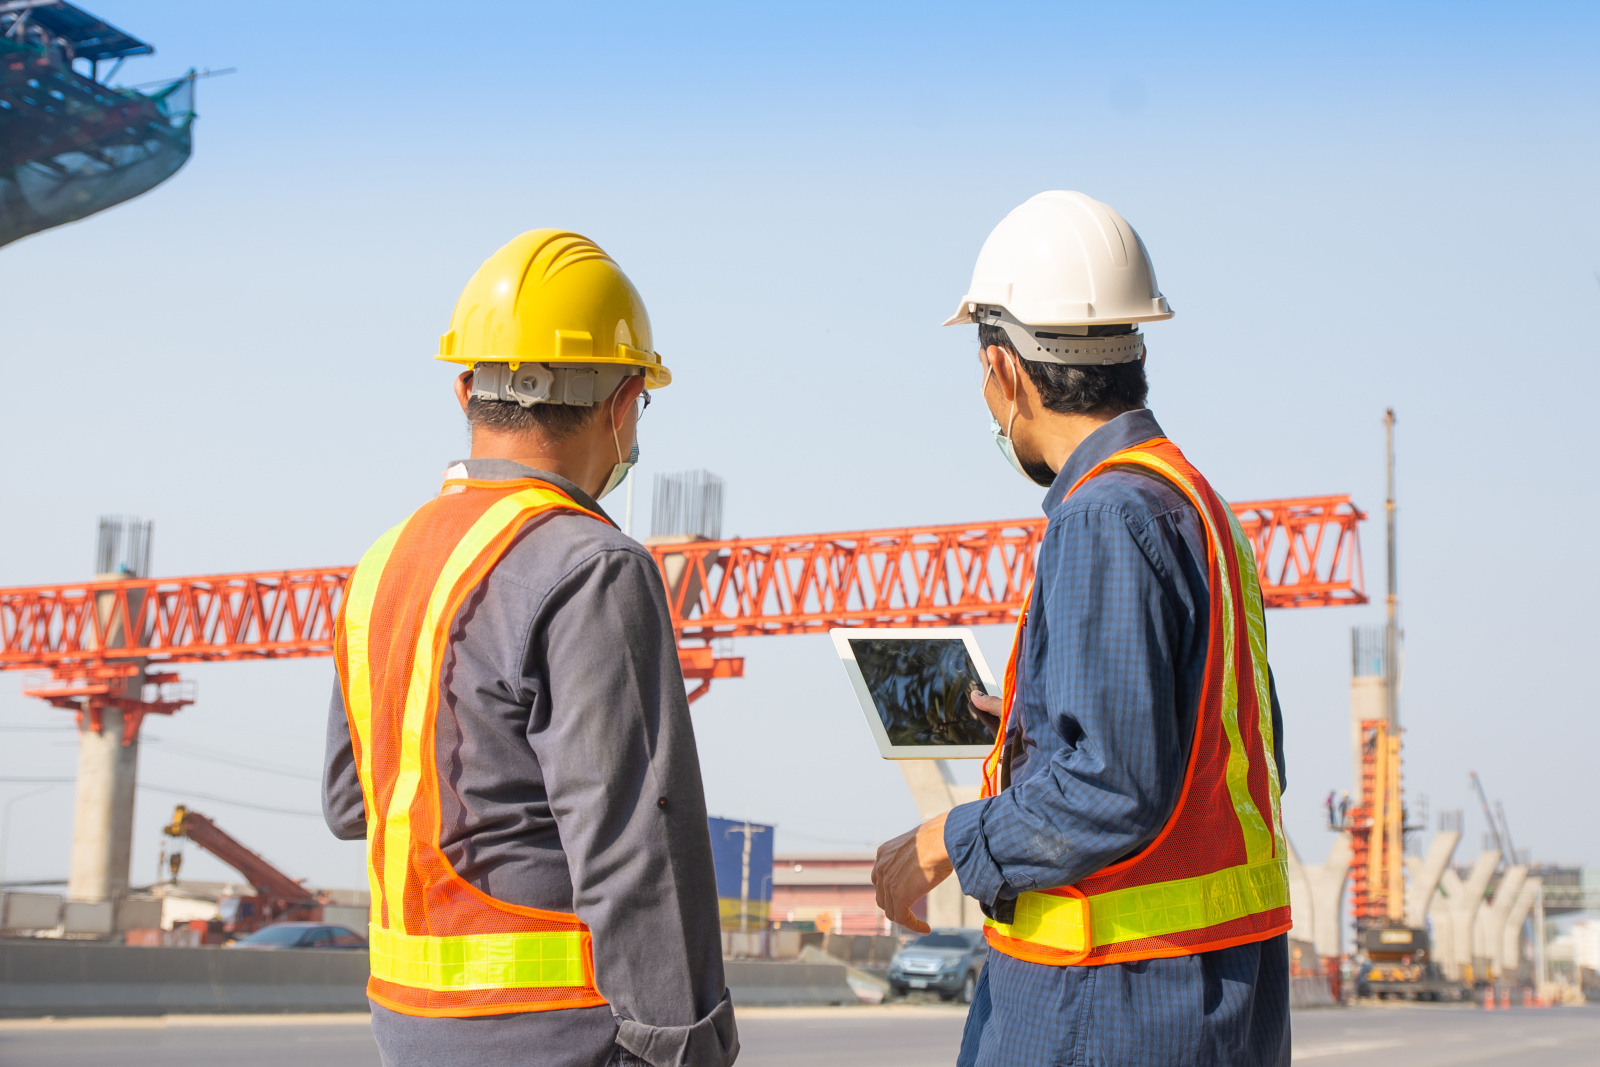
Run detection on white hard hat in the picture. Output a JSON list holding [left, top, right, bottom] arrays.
[[944, 191, 1173, 365]]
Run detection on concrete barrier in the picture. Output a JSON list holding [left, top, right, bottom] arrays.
[[1290, 973, 1338, 1008], [1, 940, 858, 1017], [721, 960, 856, 1007], [0, 939, 370, 1017]]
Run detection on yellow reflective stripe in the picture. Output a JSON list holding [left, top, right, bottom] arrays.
[[1224, 505, 1287, 858], [1089, 857, 1288, 944], [381, 487, 575, 936], [988, 858, 1290, 952], [343, 523, 405, 929], [368, 923, 587, 992], [1114, 452, 1271, 864], [990, 889, 1088, 953]]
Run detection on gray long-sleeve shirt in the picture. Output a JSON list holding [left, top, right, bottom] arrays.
[[323, 459, 737, 1067]]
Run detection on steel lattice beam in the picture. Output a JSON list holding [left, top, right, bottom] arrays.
[[0, 499, 1366, 687]]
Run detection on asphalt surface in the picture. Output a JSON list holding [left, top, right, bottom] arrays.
[[1, 1003, 1597, 1066]]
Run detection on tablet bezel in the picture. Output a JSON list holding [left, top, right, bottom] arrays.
[[830, 626, 1001, 760]]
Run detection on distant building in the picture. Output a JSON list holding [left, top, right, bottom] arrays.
[[1572, 919, 1600, 973], [771, 852, 923, 936], [707, 817, 774, 931]]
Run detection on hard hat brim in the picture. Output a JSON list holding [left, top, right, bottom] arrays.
[[942, 297, 1174, 329], [438, 351, 672, 389]]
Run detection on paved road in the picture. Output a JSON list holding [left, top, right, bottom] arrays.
[[2, 1003, 1597, 1066]]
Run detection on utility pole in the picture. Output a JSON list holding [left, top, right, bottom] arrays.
[[724, 820, 768, 940], [623, 468, 636, 539]]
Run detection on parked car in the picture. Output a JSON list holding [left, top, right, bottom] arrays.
[[888, 928, 987, 1002], [227, 921, 367, 950]]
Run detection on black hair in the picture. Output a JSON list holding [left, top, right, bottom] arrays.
[[465, 396, 597, 440], [978, 322, 1148, 417]]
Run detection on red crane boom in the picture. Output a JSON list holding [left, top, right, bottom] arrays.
[[164, 804, 319, 930], [0, 496, 1365, 716]]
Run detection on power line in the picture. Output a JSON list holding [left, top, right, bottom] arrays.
[[138, 783, 321, 818], [142, 737, 320, 781], [1, 726, 320, 780], [0, 777, 321, 817]]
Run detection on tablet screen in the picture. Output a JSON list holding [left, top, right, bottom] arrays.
[[846, 638, 997, 748]]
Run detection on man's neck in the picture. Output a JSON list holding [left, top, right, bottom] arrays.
[[469, 433, 594, 494], [1035, 409, 1126, 475]]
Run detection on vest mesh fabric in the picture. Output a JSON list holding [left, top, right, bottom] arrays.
[[981, 438, 1291, 967], [338, 479, 611, 1017]]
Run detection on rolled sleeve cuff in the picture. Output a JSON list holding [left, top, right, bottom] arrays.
[[944, 797, 1010, 909], [614, 987, 739, 1067]]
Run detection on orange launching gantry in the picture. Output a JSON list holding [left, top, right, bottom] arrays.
[[0, 495, 1366, 725]]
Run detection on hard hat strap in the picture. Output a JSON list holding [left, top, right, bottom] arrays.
[[978, 307, 1145, 367]]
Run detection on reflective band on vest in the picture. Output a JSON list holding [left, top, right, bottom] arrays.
[[367, 924, 590, 992], [995, 857, 1291, 956], [336, 477, 612, 1018], [980, 438, 1291, 967]]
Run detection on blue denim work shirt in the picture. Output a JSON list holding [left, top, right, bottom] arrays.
[[943, 408, 1291, 1067]]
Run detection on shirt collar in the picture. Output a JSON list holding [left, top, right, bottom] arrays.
[[1041, 408, 1168, 512], [442, 459, 615, 526]]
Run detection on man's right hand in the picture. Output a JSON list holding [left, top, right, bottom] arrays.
[[970, 689, 1002, 733]]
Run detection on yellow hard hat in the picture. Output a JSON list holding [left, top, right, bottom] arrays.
[[437, 229, 671, 389]]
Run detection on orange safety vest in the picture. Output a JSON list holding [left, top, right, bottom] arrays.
[[335, 475, 612, 1018], [980, 438, 1291, 967]]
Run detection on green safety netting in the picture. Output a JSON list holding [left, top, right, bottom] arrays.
[[1, 37, 194, 248]]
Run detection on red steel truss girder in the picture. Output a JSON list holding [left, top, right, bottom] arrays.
[[0, 497, 1365, 672], [655, 520, 1045, 643], [0, 568, 349, 670], [1229, 495, 1367, 609]]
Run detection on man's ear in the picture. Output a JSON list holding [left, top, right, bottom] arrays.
[[454, 370, 474, 414], [985, 345, 1020, 403], [610, 375, 646, 432]]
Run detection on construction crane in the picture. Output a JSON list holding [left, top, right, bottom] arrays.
[[1342, 412, 1456, 1001], [162, 804, 320, 933], [0, 495, 1368, 726]]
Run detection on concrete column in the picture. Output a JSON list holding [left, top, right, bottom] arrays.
[[1428, 850, 1498, 980], [1286, 834, 1350, 961], [66, 581, 146, 906], [1403, 829, 1460, 927], [898, 761, 981, 929], [1475, 865, 1528, 980], [1350, 676, 1385, 790], [1500, 877, 1540, 978], [66, 701, 140, 903]]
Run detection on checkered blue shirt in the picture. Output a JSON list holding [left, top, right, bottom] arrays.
[[943, 408, 1290, 1067]]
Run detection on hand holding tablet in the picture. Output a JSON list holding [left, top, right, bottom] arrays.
[[830, 627, 1000, 759]]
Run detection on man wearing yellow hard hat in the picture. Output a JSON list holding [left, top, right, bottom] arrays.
[[323, 231, 737, 1067]]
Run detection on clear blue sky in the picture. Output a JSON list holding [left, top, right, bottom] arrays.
[[1, 2, 1596, 894]]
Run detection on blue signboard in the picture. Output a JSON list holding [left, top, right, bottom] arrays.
[[707, 816, 774, 930]]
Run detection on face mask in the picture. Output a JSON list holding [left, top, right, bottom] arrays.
[[598, 394, 639, 500], [983, 360, 1055, 488]]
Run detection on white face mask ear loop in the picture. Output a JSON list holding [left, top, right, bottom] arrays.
[[1004, 352, 1020, 441], [610, 387, 626, 467]]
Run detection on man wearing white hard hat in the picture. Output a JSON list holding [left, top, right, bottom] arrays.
[[872, 192, 1291, 1066]]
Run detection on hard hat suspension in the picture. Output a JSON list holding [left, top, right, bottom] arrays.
[[976, 306, 1146, 367], [469, 361, 639, 409]]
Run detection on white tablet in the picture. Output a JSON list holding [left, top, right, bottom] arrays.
[[830, 627, 1000, 760]]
